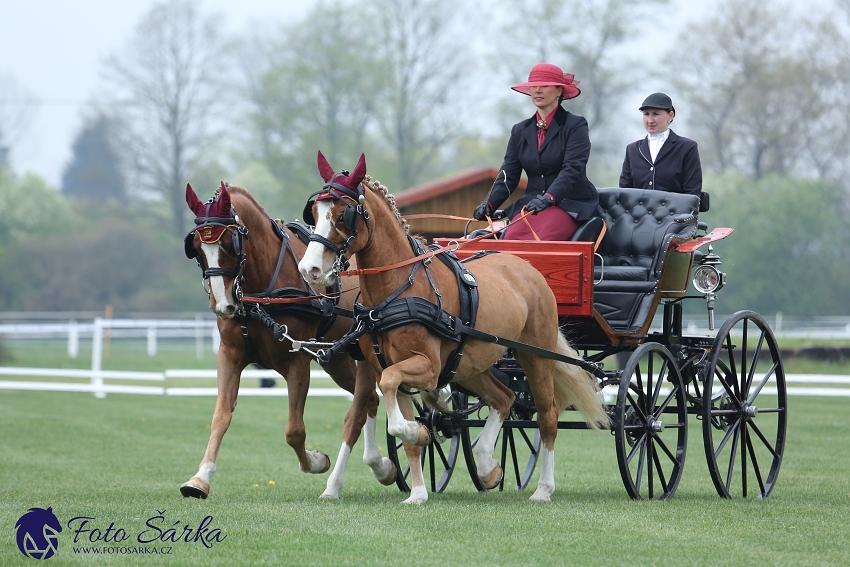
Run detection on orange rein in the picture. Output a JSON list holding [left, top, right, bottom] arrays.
[[240, 286, 360, 305], [336, 211, 536, 277]]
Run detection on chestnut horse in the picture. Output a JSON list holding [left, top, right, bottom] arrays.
[[181, 182, 394, 500], [298, 153, 609, 503]]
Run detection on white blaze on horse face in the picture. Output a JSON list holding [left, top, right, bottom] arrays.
[[299, 200, 338, 285], [200, 242, 236, 318]]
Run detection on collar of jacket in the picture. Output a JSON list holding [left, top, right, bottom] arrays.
[[639, 129, 679, 164], [524, 105, 568, 153]]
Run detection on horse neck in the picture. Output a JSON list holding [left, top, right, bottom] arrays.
[[357, 191, 425, 306], [232, 196, 301, 293]]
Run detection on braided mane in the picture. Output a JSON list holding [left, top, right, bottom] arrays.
[[364, 175, 409, 234]]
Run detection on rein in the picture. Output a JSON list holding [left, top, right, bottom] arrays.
[[336, 210, 536, 277]]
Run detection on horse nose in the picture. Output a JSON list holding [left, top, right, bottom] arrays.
[[308, 267, 323, 281], [224, 304, 236, 315]]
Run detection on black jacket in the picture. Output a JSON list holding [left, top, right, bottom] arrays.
[[619, 130, 702, 196], [489, 106, 599, 221]]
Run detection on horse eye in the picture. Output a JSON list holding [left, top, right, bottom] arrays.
[[336, 214, 345, 224]]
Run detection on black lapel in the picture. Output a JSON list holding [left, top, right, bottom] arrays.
[[638, 137, 652, 165], [654, 130, 678, 164]]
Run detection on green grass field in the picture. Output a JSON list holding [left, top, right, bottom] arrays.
[[2, 389, 850, 566], [2, 338, 850, 566]]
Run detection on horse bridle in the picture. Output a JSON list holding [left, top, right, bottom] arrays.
[[184, 198, 250, 303], [302, 171, 370, 275]]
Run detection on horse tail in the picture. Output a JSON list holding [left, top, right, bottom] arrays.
[[552, 332, 610, 430], [419, 389, 453, 414]]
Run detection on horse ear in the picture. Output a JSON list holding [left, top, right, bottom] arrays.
[[186, 183, 206, 216], [349, 153, 367, 188], [218, 182, 232, 213], [317, 150, 335, 183]]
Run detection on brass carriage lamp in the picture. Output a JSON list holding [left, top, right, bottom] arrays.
[[692, 245, 726, 330]]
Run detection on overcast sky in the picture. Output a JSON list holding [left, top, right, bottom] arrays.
[[0, 0, 751, 187]]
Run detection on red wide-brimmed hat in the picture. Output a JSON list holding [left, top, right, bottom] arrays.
[[511, 63, 580, 100]]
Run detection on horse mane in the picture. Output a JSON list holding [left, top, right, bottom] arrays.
[[220, 183, 275, 223], [363, 175, 410, 235]]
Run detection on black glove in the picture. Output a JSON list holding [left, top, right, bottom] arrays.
[[472, 200, 494, 221], [524, 194, 555, 215]]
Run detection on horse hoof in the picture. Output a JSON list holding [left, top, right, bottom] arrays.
[[415, 424, 431, 447], [479, 464, 503, 490], [180, 478, 210, 499], [376, 460, 397, 486]]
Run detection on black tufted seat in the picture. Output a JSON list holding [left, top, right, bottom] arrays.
[[592, 188, 699, 331]]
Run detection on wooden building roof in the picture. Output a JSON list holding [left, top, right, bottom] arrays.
[[394, 168, 526, 239]]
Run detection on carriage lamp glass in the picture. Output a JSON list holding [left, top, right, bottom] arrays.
[[692, 265, 725, 294]]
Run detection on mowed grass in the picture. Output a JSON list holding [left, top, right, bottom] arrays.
[[1, 388, 849, 567]]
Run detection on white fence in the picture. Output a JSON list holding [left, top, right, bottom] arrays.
[[1, 315, 849, 399]]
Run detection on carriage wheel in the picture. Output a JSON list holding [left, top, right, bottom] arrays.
[[385, 388, 461, 494], [456, 385, 542, 492], [702, 311, 787, 499], [615, 342, 688, 500]]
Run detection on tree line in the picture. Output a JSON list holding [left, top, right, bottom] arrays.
[[1, 0, 849, 316]]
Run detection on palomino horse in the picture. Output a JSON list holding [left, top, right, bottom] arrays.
[[181, 182, 394, 499], [298, 153, 609, 503]]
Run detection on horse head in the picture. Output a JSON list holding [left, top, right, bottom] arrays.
[[299, 151, 372, 286], [185, 182, 250, 318]]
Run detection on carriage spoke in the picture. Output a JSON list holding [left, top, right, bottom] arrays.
[[745, 429, 767, 496], [741, 425, 748, 497], [745, 332, 767, 394], [650, 358, 668, 408], [626, 391, 648, 421], [518, 427, 538, 457], [626, 431, 648, 465], [713, 417, 742, 459], [648, 439, 655, 499], [635, 440, 647, 492], [428, 443, 437, 492], [653, 434, 679, 465], [748, 420, 780, 459], [724, 426, 741, 494], [433, 439, 451, 470], [651, 442, 670, 494], [747, 362, 777, 405], [507, 430, 522, 489]]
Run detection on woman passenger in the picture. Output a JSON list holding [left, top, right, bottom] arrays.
[[619, 92, 702, 196]]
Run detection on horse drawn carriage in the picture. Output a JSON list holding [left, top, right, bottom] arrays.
[[394, 185, 788, 501], [182, 153, 786, 503]]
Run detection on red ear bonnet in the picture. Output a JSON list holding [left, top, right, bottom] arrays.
[[186, 183, 206, 216], [186, 182, 237, 244], [317, 150, 335, 183]]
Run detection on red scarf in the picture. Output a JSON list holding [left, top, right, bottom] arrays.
[[536, 106, 559, 151]]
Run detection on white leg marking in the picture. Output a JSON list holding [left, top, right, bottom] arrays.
[[403, 485, 428, 505], [195, 462, 216, 484], [321, 443, 351, 499], [302, 450, 330, 473], [363, 415, 394, 481], [386, 404, 423, 445], [474, 409, 502, 478], [530, 446, 555, 502]]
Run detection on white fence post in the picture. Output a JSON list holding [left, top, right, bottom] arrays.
[[195, 314, 204, 360], [147, 327, 157, 357], [67, 319, 79, 358], [212, 325, 220, 354], [91, 318, 106, 399]]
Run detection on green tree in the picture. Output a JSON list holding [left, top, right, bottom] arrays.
[[102, 0, 233, 237], [242, 0, 384, 208], [61, 113, 126, 203], [700, 174, 850, 316], [668, 0, 816, 178], [0, 169, 74, 243]]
